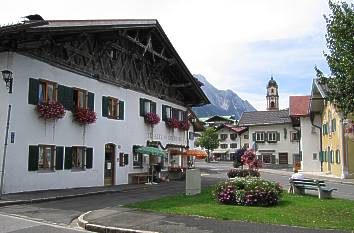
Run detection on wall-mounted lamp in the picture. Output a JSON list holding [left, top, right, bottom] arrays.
[[2, 70, 13, 94]]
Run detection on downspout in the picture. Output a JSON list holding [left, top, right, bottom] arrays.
[[340, 117, 348, 179], [310, 113, 323, 171]]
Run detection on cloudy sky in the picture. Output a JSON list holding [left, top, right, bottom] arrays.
[[1, 0, 335, 110]]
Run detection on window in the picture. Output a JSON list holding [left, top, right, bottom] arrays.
[[72, 147, 85, 169], [267, 132, 277, 142], [74, 89, 88, 109], [230, 134, 237, 140], [140, 98, 156, 116], [255, 132, 265, 142], [38, 80, 57, 103], [220, 144, 228, 149], [162, 105, 172, 120], [230, 143, 238, 148], [244, 134, 249, 139], [38, 145, 55, 170], [108, 97, 118, 118], [178, 110, 183, 121], [220, 134, 228, 140], [243, 143, 249, 149], [133, 153, 143, 168], [290, 131, 300, 141], [262, 154, 271, 163], [119, 153, 128, 166], [335, 150, 340, 164]]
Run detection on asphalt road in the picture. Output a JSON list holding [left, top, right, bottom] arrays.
[[0, 161, 353, 232], [0, 213, 87, 233]]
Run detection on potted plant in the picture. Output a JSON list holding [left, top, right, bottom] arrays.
[[36, 101, 65, 120], [166, 118, 179, 129], [144, 112, 160, 125]]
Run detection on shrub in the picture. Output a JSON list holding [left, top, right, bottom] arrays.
[[227, 169, 260, 178], [213, 177, 283, 207]]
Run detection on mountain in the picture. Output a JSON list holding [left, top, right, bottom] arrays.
[[192, 74, 256, 119]]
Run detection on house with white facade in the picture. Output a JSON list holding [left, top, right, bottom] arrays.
[[238, 77, 299, 168], [0, 19, 208, 193], [213, 124, 248, 160], [289, 96, 321, 172]]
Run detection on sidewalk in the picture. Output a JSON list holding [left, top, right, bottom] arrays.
[[260, 168, 354, 185], [0, 183, 146, 207], [77, 206, 347, 233]]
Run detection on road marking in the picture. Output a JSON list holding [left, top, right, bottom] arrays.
[[0, 212, 88, 232]]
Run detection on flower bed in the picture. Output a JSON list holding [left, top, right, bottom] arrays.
[[227, 168, 260, 178], [213, 177, 282, 206], [36, 101, 65, 120], [73, 108, 97, 124], [144, 112, 160, 125], [166, 118, 179, 129]]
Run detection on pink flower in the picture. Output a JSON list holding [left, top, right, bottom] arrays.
[[144, 112, 160, 125], [37, 101, 65, 120]]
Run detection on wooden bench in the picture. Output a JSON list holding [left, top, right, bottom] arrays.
[[289, 178, 337, 199], [131, 173, 153, 184]]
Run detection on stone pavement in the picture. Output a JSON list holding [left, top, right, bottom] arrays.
[[78, 206, 348, 233]]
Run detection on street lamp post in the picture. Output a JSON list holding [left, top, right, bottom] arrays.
[[0, 70, 13, 198]]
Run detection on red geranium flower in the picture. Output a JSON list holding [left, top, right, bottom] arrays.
[[36, 101, 65, 120], [144, 112, 160, 125], [166, 118, 179, 128], [73, 108, 97, 124]]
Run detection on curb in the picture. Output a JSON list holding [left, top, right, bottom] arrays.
[[77, 211, 158, 233], [260, 170, 354, 186], [0, 186, 146, 207]]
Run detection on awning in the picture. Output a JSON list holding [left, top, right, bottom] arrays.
[[136, 146, 166, 157], [183, 149, 208, 159]]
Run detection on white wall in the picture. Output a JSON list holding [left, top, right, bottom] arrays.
[[300, 116, 321, 172], [248, 124, 299, 165], [0, 52, 192, 193]]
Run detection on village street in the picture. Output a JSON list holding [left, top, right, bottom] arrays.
[[0, 162, 353, 232]]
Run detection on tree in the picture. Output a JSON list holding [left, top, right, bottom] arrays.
[[196, 127, 219, 162], [233, 148, 246, 168], [315, 0, 354, 116]]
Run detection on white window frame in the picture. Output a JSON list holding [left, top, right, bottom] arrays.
[[72, 146, 86, 170], [290, 131, 300, 141], [256, 132, 265, 142], [267, 132, 277, 142]]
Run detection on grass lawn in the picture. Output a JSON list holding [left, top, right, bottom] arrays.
[[126, 187, 354, 231]]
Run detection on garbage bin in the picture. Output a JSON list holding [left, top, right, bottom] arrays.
[[185, 168, 201, 195]]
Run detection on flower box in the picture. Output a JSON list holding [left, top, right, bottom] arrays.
[[166, 118, 179, 129], [36, 101, 65, 120], [73, 108, 97, 124], [144, 112, 160, 125], [179, 120, 190, 131]]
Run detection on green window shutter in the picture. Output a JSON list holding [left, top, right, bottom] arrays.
[[319, 151, 324, 161], [58, 85, 74, 110], [276, 132, 280, 141], [55, 146, 64, 170], [324, 151, 328, 162], [332, 119, 336, 132], [124, 154, 129, 165], [28, 145, 39, 171], [162, 105, 167, 121], [271, 155, 276, 164], [252, 133, 256, 141], [88, 92, 95, 111], [102, 96, 109, 117], [264, 132, 268, 142], [64, 147, 72, 169], [151, 102, 156, 114], [139, 98, 145, 116], [86, 147, 93, 169], [119, 100, 124, 120], [28, 78, 39, 105]]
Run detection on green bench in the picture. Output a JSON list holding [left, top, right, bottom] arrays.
[[289, 178, 337, 199]]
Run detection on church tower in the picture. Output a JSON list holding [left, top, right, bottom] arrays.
[[266, 76, 279, 111]]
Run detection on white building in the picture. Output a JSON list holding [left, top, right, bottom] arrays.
[[238, 78, 300, 168], [289, 96, 321, 172], [0, 19, 208, 193], [213, 124, 248, 160]]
